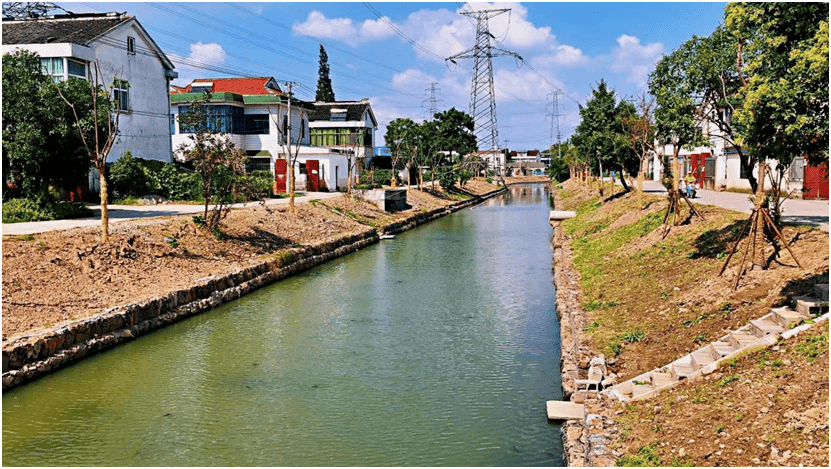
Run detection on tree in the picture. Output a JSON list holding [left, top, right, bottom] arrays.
[[270, 83, 305, 212], [176, 93, 249, 231], [2, 50, 89, 205], [384, 117, 419, 189], [57, 61, 120, 243], [649, 48, 708, 228], [571, 80, 638, 195], [622, 95, 657, 193], [315, 45, 335, 102], [715, 2, 826, 281]]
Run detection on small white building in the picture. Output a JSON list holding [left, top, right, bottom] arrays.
[[170, 77, 351, 192], [308, 100, 378, 184], [471, 150, 507, 176], [2, 11, 178, 163]]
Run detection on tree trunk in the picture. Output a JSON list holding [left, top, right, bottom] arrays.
[[637, 171, 644, 193], [347, 159, 353, 193], [752, 161, 766, 269], [288, 161, 295, 213], [598, 162, 604, 198], [99, 168, 109, 244]]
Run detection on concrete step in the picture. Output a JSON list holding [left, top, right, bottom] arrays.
[[691, 346, 718, 368], [670, 358, 697, 380], [749, 317, 787, 337], [771, 306, 807, 329], [727, 330, 760, 349], [650, 371, 675, 387], [630, 381, 659, 399], [793, 295, 829, 317], [711, 340, 737, 357], [815, 284, 829, 301]]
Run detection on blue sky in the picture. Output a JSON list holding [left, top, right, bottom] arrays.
[[60, 2, 728, 150]]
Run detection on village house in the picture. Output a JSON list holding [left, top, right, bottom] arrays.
[[2, 11, 178, 167], [308, 100, 378, 183], [648, 105, 828, 199], [170, 77, 355, 192], [471, 149, 507, 177]]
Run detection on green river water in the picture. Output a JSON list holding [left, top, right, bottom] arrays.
[[3, 183, 563, 466]]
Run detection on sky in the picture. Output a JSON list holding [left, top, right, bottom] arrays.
[[59, 1, 728, 151]]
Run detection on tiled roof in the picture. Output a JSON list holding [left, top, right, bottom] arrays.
[[171, 77, 283, 96], [309, 100, 373, 124], [1, 13, 130, 46]]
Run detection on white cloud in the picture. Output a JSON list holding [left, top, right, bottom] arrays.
[[292, 11, 394, 46], [169, 42, 227, 87], [609, 34, 664, 86], [534, 45, 591, 68]]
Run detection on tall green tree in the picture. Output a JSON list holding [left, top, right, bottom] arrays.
[[2, 50, 89, 204], [726, 2, 829, 171], [315, 45, 335, 102], [432, 107, 477, 164], [571, 80, 638, 191]]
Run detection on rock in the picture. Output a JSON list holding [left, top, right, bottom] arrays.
[[679, 448, 686, 457]]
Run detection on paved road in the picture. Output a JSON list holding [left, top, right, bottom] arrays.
[[2, 192, 343, 236], [637, 179, 829, 232]]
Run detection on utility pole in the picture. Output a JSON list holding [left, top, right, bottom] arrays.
[[423, 82, 442, 118], [446, 8, 521, 151]]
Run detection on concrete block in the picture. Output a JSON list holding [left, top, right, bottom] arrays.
[[794, 296, 829, 316]]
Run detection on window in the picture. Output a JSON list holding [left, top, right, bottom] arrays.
[[789, 157, 805, 181], [67, 59, 86, 79], [113, 80, 130, 111], [244, 114, 270, 134], [40, 57, 64, 82], [127, 36, 135, 54], [191, 86, 212, 94], [179, 105, 244, 134]]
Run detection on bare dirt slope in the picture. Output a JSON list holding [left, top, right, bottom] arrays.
[[2, 182, 500, 341]]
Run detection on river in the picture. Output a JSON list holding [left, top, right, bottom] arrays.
[[3, 183, 563, 466]]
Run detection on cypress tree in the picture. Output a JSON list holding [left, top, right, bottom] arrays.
[[315, 45, 335, 102]]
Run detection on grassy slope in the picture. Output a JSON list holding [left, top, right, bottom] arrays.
[[555, 179, 829, 467]]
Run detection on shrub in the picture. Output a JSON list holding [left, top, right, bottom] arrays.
[[2, 198, 94, 223], [109, 151, 149, 198], [158, 164, 201, 201], [438, 166, 456, 191], [50, 201, 93, 219], [360, 169, 393, 187], [237, 170, 272, 201], [2, 198, 53, 223]]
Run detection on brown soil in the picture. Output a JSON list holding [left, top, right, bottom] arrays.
[[612, 322, 829, 467], [2, 181, 500, 342]]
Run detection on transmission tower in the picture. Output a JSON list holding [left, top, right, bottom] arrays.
[[547, 91, 564, 158], [447, 8, 521, 151], [423, 82, 442, 118], [2, 2, 70, 19]]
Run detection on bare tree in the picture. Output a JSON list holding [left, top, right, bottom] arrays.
[[270, 82, 304, 213], [623, 95, 657, 193], [56, 61, 119, 243]]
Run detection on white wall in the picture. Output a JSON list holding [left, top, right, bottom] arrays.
[[92, 21, 173, 163]]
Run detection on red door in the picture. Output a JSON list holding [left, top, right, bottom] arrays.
[[274, 159, 287, 194], [306, 160, 320, 192], [695, 153, 709, 185], [804, 164, 829, 200]]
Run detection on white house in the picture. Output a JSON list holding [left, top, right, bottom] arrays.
[[308, 100, 378, 184], [2, 11, 178, 164], [471, 149, 507, 176], [170, 77, 351, 192]]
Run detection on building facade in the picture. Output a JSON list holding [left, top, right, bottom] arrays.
[[2, 11, 178, 164], [170, 77, 351, 192]]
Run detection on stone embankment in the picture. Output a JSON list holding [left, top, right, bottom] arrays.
[[2, 187, 506, 391], [550, 186, 617, 467]]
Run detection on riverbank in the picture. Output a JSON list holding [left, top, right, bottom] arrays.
[[2, 180, 505, 390], [551, 178, 828, 466]]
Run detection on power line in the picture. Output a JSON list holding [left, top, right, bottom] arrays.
[[362, 2, 445, 60]]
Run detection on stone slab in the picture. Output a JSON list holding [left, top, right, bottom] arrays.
[[547, 400, 585, 420]]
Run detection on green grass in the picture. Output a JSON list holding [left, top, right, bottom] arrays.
[[795, 332, 828, 363], [616, 442, 663, 467]]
